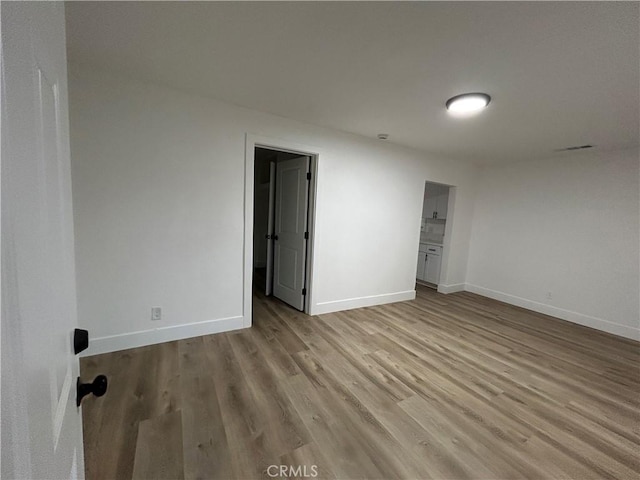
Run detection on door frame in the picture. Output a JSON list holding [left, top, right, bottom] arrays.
[[244, 134, 320, 325], [418, 180, 456, 292]]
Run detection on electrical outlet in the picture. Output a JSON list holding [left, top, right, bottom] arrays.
[[545, 292, 553, 301], [151, 307, 162, 321]]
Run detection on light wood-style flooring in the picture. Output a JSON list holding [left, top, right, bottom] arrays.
[[81, 286, 640, 479]]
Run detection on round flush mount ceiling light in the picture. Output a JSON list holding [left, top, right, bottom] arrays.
[[446, 93, 491, 116]]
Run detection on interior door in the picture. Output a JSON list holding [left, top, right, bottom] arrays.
[[265, 161, 276, 296], [273, 156, 310, 311], [1, 2, 84, 478]]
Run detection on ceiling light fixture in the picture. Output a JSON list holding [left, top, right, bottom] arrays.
[[446, 93, 491, 116], [377, 133, 389, 140]]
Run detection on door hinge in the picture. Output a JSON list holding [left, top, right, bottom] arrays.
[[306, 172, 311, 180], [302, 288, 307, 296], [304, 231, 309, 240]]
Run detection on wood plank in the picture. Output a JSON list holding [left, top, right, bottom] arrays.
[[132, 410, 184, 480], [180, 374, 232, 480], [279, 442, 336, 480], [226, 332, 311, 456], [281, 363, 389, 479], [81, 347, 147, 480], [204, 333, 274, 479]]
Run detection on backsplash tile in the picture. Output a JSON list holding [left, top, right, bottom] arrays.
[[421, 218, 445, 243]]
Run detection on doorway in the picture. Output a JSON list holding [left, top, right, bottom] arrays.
[[416, 181, 451, 289], [251, 145, 316, 313]]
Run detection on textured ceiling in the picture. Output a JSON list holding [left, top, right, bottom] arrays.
[[66, 1, 639, 164]]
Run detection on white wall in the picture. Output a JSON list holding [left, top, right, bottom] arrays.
[[466, 148, 640, 340], [69, 65, 479, 355]]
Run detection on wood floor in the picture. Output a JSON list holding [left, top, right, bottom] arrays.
[[80, 286, 640, 480]]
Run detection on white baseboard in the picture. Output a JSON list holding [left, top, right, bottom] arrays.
[[311, 290, 416, 316], [82, 315, 246, 356], [437, 283, 466, 294], [464, 284, 640, 341]]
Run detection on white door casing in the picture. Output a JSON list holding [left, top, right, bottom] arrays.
[[1, 2, 84, 479], [265, 161, 276, 296], [273, 156, 310, 311]]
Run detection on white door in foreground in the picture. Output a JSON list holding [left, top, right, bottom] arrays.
[[1, 2, 84, 478], [273, 156, 310, 311]]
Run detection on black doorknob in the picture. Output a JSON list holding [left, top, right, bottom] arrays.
[[76, 375, 108, 406]]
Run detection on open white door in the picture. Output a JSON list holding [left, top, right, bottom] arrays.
[[265, 161, 276, 296], [1, 2, 84, 479], [273, 156, 310, 311]]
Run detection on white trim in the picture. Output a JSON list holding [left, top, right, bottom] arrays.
[[81, 316, 244, 356], [438, 186, 456, 287], [464, 284, 640, 341], [305, 154, 319, 315], [312, 290, 416, 315], [437, 283, 465, 294], [51, 366, 72, 451], [243, 137, 255, 327]]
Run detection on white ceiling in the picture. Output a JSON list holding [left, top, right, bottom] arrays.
[[65, 1, 639, 165]]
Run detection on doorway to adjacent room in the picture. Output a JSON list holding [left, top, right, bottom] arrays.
[[416, 181, 452, 289], [250, 145, 318, 313]]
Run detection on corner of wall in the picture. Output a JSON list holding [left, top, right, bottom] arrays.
[[310, 290, 416, 316], [437, 283, 465, 294]]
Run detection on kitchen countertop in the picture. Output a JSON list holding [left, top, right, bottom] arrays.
[[420, 239, 443, 246]]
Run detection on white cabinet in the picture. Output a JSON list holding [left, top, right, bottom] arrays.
[[435, 193, 448, 220], [423, 190, 448, 220], [423, 196, 438, 220], [417, 244, 442, 285], [425, 253, 442, 284]]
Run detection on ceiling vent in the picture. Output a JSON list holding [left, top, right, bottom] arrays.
[[556, 144, 594, 152]]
